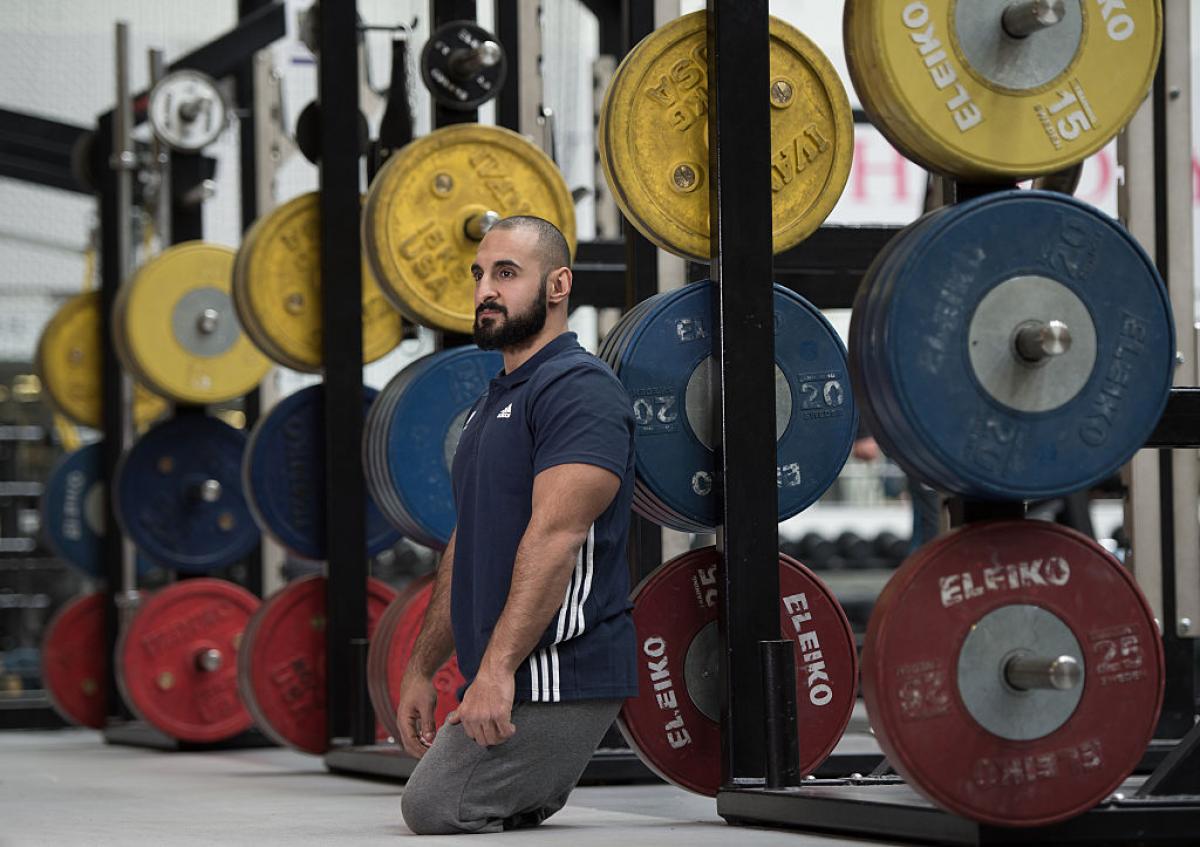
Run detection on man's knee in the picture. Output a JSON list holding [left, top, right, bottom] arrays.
[[401, 772, 466, 835]]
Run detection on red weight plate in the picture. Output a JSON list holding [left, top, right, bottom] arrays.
[[42, 593, 108, 729], [619, 546, 858, 796], [862, 520, 1164, 827], [116, 578, 260, 743], [371, 575, 464, 745], [238, 575, 397, 754], [367, 576, 427, 740]]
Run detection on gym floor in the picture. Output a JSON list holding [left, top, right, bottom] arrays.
[[2, 730, 883, 846]]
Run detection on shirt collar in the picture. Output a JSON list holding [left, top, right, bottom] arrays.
[[493, 332, 579, 388]]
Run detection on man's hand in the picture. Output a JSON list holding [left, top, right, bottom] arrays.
[[396, 670, 439, 759], [447, 670, 516, 747]]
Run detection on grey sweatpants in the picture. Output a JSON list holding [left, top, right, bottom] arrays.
[[400, 698, 622, 835]]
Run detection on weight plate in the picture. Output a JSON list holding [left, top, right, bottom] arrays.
[[613, 281, 857, 531], [852, 191, 1174, 500], [599, 12, 852, 261], [42, 443, 109, 578], [115, 415, 260, 572], [366, 577, 427, 741], [237, 575, 396, 754], [42, 442, 158, 578], [862, 520, 1163, 826], [116, 578, 260, 743], [36, 291, 169, 430], [115, 242, 270, 405], [619, 547, 857, 796], [243, 385, 402, 560], [147, 69, 229, 152], [843, 0, 1161, 179], [421, 21, 507, 111], [367, 575, 464, 745], [41, 592, 108, 729], [363, 123, 576, 334], [366, 346, 502, 550], [233, 192, 404, 372]]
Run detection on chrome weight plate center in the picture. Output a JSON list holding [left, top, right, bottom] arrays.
[[682, 358, 793, 451], [172, 289, 241, 359], [953, 0, 1083, 92], [956, 603, 1085, 741], [967, 274, 1097, 414]]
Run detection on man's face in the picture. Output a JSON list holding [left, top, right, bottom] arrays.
[[470, 227, 549, 351]]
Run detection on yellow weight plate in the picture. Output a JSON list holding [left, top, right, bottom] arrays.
[[234, 193, 405, 373], [598, 12, 853, 262], [363, 124, 577, 335], [35, 291, 170, 430], [116, 242, 270, 405], [843, 2, 939, 175], [845, 0, 1162, 179]]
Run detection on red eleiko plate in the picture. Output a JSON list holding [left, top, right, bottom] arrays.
[[116, 578, 260, 743], [237, 575, 397, 754], [619, 546, 858, 796], [862, 520, 1164, 827], [368, 574, 465, 746], [42, 592, 108, 729]]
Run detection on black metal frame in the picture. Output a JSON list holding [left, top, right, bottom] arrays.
[[0, 109, 92, 193]]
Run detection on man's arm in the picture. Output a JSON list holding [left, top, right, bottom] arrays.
[[395, 529, 456, 758], [449, 463, 620, 747]]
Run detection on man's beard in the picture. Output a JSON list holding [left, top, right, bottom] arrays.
[[473, 275, 548, 351]]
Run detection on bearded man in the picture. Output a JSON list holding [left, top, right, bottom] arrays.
[[396, 216, 638, 835]]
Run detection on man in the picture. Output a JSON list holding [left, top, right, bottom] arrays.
[[397, 216, 638, 835]]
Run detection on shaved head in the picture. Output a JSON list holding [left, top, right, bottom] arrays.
[[487, 216, 570, 277]]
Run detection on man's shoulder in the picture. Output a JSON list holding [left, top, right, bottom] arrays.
[[529, 347, 622, 394]]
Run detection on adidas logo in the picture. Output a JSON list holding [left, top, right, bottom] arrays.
[[496, 403, 513, 419]]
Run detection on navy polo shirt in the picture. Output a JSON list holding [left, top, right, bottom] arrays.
[[450, 332, 638, 703]]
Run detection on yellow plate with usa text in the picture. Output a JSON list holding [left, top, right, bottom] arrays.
[[598, 11, 853, 262], [363, 124, 576, 335]]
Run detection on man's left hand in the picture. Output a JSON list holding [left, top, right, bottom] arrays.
[[447, 670, 516, 747]]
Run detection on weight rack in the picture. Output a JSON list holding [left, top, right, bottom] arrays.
[[95, 1, 285, 750], [707, 2, 1200, 845], [322, 0, 666, 784], [322, 0, 899, 784]]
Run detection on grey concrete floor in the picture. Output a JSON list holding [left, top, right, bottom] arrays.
[[0, 730, 882, 846]]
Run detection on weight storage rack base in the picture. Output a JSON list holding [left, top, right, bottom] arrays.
[[717, 777, 1200, 847]]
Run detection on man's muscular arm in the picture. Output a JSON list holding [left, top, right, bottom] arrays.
[[450, 463, 620, 747], [395, 530, 456, 758]]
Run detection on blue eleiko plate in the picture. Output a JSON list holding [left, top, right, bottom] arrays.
[[380, 347, 502, 549], [42, 442, 157, 578], [876, 190, 1174, 500], [614, 281, 858, 531], [115, 415, 260, 572], [244, 385, 401, 560]]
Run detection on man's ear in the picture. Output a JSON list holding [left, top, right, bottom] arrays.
[[548, 267, 572, 303]]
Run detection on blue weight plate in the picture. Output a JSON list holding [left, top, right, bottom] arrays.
[[366, 358, 430, 540], [852, 206, 962, 486], [880, 191, 1174, 500], [616, 281, 858, 530], [42, 442, 158, 578], [381, 346, 503, 550], [244, 385, 401, 560], [115, 415, 260, 572]]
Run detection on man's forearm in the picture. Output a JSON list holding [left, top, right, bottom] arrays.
[[407, 532, 457, 678], [477, 522, 584, 679]]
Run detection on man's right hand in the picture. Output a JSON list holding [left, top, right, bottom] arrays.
[[396, 670, 438, 759]]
